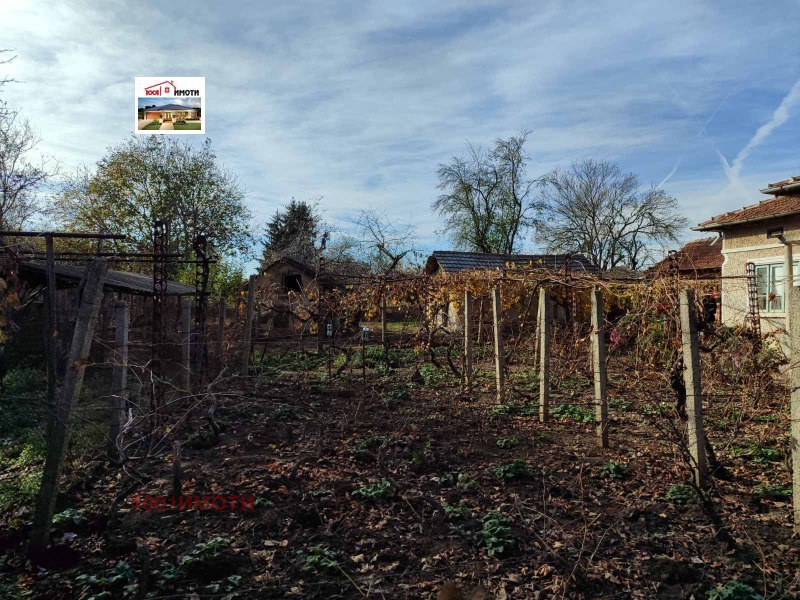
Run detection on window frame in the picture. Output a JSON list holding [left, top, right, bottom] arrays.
[[753, 260, 799, 314]]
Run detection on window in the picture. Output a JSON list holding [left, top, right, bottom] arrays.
[[755, 262, 799, 313], [283, 274, 303, 293]]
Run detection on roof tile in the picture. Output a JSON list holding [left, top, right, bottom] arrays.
[[427, 251, 600, 274], [696, 195, 800, 229]]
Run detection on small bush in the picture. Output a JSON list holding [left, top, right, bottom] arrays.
[[352, 480, 393, 502], [299, 546, 340, 572], [707, 581, 762, 600], [480, 512, 512, 556], [665, 484, 694, 505], [754, 484, 791, 501], [349, 435, 388, 455], [492, 459, 529, 480], [442, 501, 471, 519], [180, 537, 231, 566], [437, 472, 456, 487], [75, 561, 135, 596], [496, 436, 520, 449], [52, 508, 87, 527], [457, 473, 477, 489], [599, 461, 628, 480], [551, 403, 595, 423], [484, 402, 538, 418]]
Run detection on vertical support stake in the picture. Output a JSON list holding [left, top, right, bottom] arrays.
[[109, 301, 129, 462], [679, 288, 708, 489], [492, 288, 505, 403], [242, 275, 256, 375], [464, 290, 473, 392], [539, 288, 551, 422], [784, 243, 800, 531], [591, 289, 609, 448]]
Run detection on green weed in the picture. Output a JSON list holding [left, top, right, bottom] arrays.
[[665, 484, 694, 505], [551, 403, 595, 423], [599, 461, 628, 480], [496, 436, 520, 449], [352, 480, 393, 502], [480, 512, 513, 556], [492, 459, 529, 480]]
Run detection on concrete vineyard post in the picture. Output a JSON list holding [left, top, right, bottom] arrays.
[[679, 288, 708, 489]]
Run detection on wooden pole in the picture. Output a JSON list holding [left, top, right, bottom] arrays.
[[109, 301, 129, 462], [492, 288, 505, 403], [30, 259, 107, 553], [539, 288, 551, 422], [591, 289, 609, 448], [679, 288, 708, 489], [45, 234, 58, 439], [464, 290, 473, 391], [181, 297, 192, 390], [784, 243, 800, 531], [381, 287, 387, 344], [217, 297, 226, 372], [242, 275, 255, 375], [532, 291, 541, 368]]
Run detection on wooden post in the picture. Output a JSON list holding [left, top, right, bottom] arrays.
[[217, 297, 226, 372], [532, 291, 541, 368], [591, 289, 609, 448], [784, 243, 800, 531], [109, 301, 129, 462], [492, 288, 504, 403], [181, 297, 192, 390], [539, 288, 551, 422], [381, 291, 387, 346], [45, 234, 58, 438], [242, 275, 255, 375], [679, 288, 708, 489], [464, 290, 473, 391], [30, 259, 107, 553]]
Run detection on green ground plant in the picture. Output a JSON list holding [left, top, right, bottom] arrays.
[[599, 460, 628, 480], [551, 403, 595, 423], [665, 484, 695, 505], [351, 480, 393, 502], [480, 512, 513, 556], [492, 458, 529, 480], [496, 436, 520, 449]]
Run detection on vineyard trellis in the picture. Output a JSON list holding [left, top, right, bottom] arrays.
[[1, 233, 799, 594]]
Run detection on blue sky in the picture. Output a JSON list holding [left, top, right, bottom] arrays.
[[1, 0, 799, 262]]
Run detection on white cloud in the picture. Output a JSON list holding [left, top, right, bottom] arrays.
[[0, 0, 799, 259]]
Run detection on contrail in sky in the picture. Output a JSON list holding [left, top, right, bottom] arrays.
[[728, 77, 800, 180]]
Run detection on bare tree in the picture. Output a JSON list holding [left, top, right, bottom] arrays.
[[351, 207, 417, 276], [433, 130, 540, 254], [0, 107, 58, 230], [537, 159, 687, 270]]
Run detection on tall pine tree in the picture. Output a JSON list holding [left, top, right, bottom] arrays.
[[261, 199, 326, 267]]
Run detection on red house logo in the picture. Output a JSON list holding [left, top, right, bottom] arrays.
[[144, 80, 175, 96]]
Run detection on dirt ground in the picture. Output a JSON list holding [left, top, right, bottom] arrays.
[[1, 349, 798, 599]]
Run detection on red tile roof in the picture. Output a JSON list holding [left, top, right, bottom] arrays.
[[647, 237, 723, 276], [767, 175, 800, 188], [695, 195, 800, 230]]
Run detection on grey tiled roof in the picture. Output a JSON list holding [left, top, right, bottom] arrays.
[[426, 251, 600, 274], [20, 261, 195, 296]]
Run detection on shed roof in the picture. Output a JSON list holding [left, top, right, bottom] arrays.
[[20, 261, 195, 296], [694, 195, 800, 230], [646, 237, 723, 276], [425, 251, 600, 275]]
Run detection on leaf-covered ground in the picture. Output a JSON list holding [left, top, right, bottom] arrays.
[[1, 349, 798, 599]]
